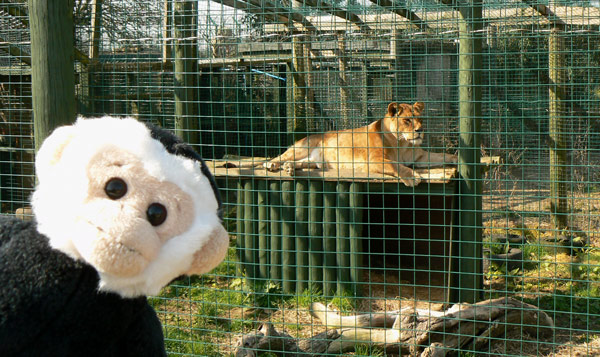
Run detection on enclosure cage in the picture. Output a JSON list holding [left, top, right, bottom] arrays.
[[1, 0, 600, 356]]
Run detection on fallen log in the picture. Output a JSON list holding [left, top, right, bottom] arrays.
[[234, 297, 553, 356]]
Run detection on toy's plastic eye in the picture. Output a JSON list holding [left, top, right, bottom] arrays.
[[104, 178, 127, 200], [147, 203, 167, 226]]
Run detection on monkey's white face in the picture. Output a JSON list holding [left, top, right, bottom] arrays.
[[32, 117, 229, 298]]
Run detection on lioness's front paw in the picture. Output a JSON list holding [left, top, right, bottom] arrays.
[[447, 154, 458, 164], [282, 162, 295, 175], [401, 173, 422, 187], [264, 161, 281, 172]]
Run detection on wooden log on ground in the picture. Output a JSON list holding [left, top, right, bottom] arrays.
[[234, 297, 553, 356]]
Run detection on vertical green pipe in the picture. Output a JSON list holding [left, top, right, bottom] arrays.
[[349, 182, 363, 297], [244, 180, 257, 283], [309, 180, 324, 292], [323, 181, 338, 297], [452, 1, 483, 304], [257, 180, 270, 280], [173, 0, 199, 145], [269, 181, 283, 284], [281, 181, 296, 294], [296, 180, 309, 293], [336, 181, 351, 295], [236, 181, 245, 277], [28, 0, 76, 152]]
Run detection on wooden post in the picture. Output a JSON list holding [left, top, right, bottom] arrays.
[[323, 182, 338, 297], [309, 180, 324, 291], [548, 26, 568, 232], [162, 0, 172, 63], [257, 180, 270, 280], [269, 181, 283, 283], [451, 1, 483, 304], [28, 0, 76, 152], [336, 182, 351, 295], [337, 34, 350, 128], [236, 181, 246, 277], [290, 35, 308, 142], [173, 0, 199, 144], [349, 182, 363, 297], [88, 0, 103, 60], [243, 180, 258, 282], [281, 181, 296, 294], [296, 180, 310, 293]]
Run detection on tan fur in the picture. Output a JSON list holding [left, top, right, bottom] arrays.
[[84, 147, 196, 277], [265, 102, 457, 186]]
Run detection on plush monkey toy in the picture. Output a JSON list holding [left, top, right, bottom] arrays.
[[0, 117, 229, 356]]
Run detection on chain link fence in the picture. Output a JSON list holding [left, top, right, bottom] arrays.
[[1, 0, 600, 355]]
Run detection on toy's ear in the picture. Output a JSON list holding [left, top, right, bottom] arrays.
[[35, 124, 77, 181]]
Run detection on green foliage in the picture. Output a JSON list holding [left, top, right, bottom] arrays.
[[328, 290, 357, 313], [296, 286, 325, 308], [244, 280, 285, 310], [354, 344, 384, 356]]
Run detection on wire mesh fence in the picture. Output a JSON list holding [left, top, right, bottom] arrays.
[[2, 0, 600, 355]]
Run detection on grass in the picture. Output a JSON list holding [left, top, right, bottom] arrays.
[[151, 199, 600, 357], [151, 244, 600, 356]]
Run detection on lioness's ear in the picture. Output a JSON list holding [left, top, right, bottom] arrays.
[[413, 102, 425, 114], [387, 102, 399, 116]]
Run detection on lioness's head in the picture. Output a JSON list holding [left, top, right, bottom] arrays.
[[385, 102, 425, 146]]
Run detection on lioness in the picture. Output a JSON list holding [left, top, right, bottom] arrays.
[[265, 102, 457, 186]]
